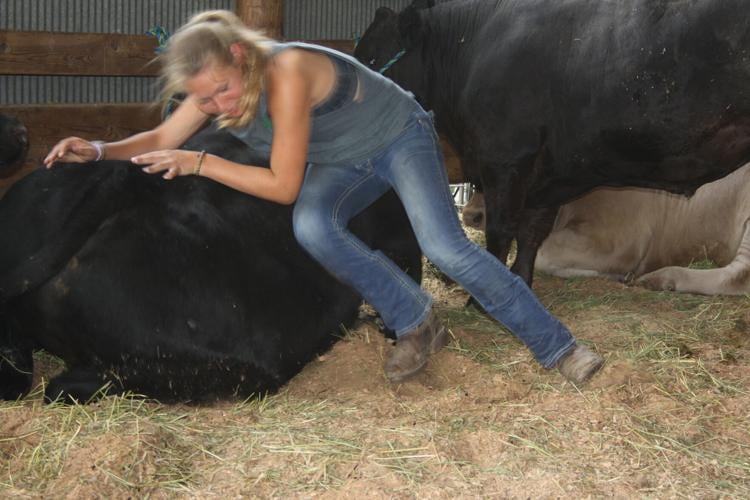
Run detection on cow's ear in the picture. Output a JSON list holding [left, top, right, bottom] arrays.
[[398, 6, 425, 48], [411, 0, 435, 9]]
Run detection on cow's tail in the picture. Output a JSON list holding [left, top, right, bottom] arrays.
[[0, 162, 143, 304]]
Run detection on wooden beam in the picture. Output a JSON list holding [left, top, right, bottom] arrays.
[[0, 104, 161, 195], [5, 103, 161, 148], [0, 31, 160, 76], [236, 0, 284, 39]]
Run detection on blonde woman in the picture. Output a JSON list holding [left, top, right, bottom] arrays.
[[44, 10, 603, 384]]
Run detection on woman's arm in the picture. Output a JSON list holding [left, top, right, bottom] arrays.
[[202, 55, 312, 204], [44, 96, 210, 167], [103, 96, 211, 159], [136, 53, 314, 205]]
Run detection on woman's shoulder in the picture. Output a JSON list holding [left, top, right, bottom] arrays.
[[265, 50, 308, 88], [269, 46, 305, 65]]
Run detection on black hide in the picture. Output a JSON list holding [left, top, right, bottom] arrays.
[[355, 0, 750, 284], [0, 123, 421, 403], [0, 114, 29, 179]]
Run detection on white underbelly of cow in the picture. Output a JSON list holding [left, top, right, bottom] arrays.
[[535, 223, 650, 280], [535, 188, 665, 280], [535, 164, 750, 295]]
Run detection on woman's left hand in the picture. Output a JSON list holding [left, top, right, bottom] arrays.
[[132, 150, 204, 179]]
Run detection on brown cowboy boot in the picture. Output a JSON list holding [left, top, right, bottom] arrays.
[[556, 344, 604, 384], [384, 309, 449, 383]]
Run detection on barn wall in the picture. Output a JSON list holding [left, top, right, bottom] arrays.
[[284, 0, 410, 40], [1, 0, 414, 105], [0, 0, 468, 187], [0, 0, 236, 105]]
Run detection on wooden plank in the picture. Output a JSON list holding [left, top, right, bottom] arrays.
[[0, 31, 160, 76], [5, 103, 161, 152], [0, 104, 161, 195]]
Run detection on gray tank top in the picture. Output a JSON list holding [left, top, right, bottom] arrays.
[[227, 42, 420, 165]]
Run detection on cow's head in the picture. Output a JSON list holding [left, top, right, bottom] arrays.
[[354, 0, 435, 77], [0, 114, 29, 179]]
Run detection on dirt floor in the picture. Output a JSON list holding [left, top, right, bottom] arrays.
[[1, 254, 749, 498]]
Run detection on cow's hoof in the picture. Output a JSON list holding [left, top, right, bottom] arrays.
[[637, 273, 675, 291], [620, 272, 636, 285], [44, 369, 122, 404]]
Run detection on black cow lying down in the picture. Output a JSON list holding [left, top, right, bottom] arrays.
[[0, 124, 421, 404], [0, 114, 29, 179], [355, 0, 750, 286]]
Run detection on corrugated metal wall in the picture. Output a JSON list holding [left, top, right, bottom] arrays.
[[0, 0, 412, 105], [284, 0, 411, 40], [0, 0, 236, 105], [0, 0, 235, 33]]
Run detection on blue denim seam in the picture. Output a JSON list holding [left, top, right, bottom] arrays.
[[394, 301, 433, 337], [368, 118, 441, 336], [412, 120, 463, 238], [369, 116, 446, 335], [329, 162, 433, 336], [429, 151, 459, 226], [370, 113, 424, 164], [544, 339, 578, 368]]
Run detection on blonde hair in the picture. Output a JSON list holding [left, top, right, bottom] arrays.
[[159, 10, 272, 128]]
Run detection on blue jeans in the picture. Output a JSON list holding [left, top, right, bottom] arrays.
[[293, 110, 576, 368]]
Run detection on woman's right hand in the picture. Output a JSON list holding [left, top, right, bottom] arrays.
[[43, 137, 101, 168]]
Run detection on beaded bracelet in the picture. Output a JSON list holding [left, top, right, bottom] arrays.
[[91, 141, 106, 161], [194, 150, 206, 176]]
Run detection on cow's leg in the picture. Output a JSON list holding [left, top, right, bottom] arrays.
[[637, 220, 750, 295], [0, 314, 33, 400], [44, 366, 123, 404], [511, 206, 559, 285], [479, 164, 525, 267], [459, 164, 520, 310]]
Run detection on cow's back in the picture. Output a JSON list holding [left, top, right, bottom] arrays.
[[457, 0, 750, 202], [358, 0, 750, 286], [0, 125, 421, 402]]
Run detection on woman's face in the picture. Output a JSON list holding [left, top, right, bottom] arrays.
[[187, 62, 245, 117]]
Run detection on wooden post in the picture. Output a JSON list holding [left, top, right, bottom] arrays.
[[236, 0, 284, 39]]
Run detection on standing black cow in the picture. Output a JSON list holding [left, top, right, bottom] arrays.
[[0, 114, 29, 179], [0, 124, 421, 403], [355, 0, 750, 285]]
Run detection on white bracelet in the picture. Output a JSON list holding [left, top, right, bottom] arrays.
[[91, 141, 106, 161]]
